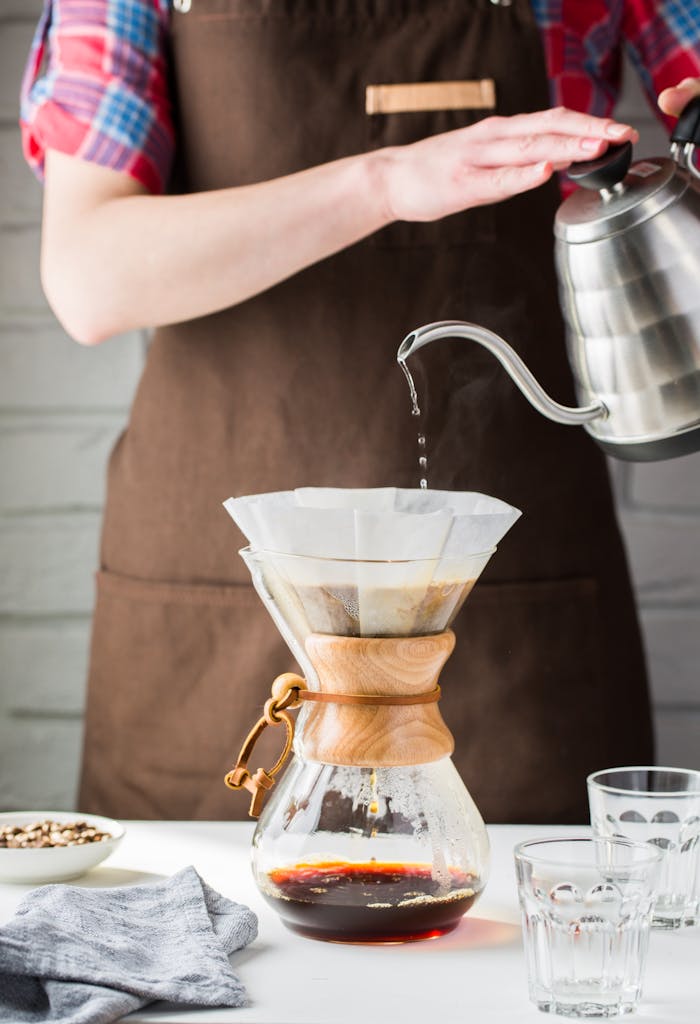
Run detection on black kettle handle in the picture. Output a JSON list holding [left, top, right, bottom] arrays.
[[671, 95, 700, 146], [566, 141, 633, 191]]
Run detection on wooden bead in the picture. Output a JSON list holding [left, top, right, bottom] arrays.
[[270, 672, 306, 704]]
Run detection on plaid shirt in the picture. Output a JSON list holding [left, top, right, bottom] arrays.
[[20, 0, 700, 194]]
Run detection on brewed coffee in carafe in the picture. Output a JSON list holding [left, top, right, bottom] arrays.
[[223, 489, 520, 943]]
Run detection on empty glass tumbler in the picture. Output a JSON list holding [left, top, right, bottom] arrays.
[[588, 767, 700, 929], [514, 837, 662, 1018]]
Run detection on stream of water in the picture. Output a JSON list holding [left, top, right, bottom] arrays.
[[398, 355, 428, 489]]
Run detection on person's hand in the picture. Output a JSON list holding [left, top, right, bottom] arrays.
[[377, 107, 639, 223], [658, 77, 700, 118]]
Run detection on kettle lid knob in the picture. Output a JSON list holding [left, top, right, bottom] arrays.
[[567, 141, 633, 191]]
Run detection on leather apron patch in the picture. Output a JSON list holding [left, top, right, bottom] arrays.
[[366, 79, 496, 115]]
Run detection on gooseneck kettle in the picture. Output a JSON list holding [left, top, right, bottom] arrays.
[[399, 99, 700, 461]]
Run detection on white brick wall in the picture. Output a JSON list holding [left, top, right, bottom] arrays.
[[0, 8, 146, 810], [0, 18, 698, 811]]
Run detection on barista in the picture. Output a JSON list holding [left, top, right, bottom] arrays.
[[21, 1, 700, 823]]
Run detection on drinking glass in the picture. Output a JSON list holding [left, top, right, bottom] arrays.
[[588, 766, 700, 929], [514, 837, 661, 1018]]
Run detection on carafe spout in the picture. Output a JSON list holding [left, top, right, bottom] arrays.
[[398, 320, 606, 426]]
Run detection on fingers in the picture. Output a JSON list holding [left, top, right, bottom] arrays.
[[468, 106, 639, 144], [463, 131, 609, 168], [385, 104, 640, 224], [462, 161, 555, 205], [658, 78, 700, 117]]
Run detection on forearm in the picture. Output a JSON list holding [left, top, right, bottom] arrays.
[[42, 149, 390, 344], [42, 108, 639, 346]]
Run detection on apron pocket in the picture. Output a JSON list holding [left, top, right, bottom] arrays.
[[80, 570, 297, 820], [442, 576, 622, 824], [366, 82, 497, 250]]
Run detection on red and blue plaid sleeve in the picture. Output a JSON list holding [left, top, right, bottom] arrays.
[[21, 2, 700, 195], [623, 1, 700, 126], [20, 0, 173, 195], [534, 1, 700, 129]]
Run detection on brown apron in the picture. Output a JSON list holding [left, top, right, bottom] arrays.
[[79, 0, 653, 824]]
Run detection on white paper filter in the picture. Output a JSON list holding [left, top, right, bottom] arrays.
[[223, 488, 520, 636]]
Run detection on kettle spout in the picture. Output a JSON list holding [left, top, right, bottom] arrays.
[[398, 320, 606, 427]]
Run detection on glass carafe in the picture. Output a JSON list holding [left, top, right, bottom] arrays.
[[232, 547, 494, 943]]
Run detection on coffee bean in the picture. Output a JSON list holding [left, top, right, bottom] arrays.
[[0, 819, 113, 848]]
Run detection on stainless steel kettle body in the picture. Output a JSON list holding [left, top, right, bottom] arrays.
[[555, 99, 700, 460], [399, 99, 700, 462]]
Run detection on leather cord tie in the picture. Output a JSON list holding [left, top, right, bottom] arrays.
[[224, 673, 442, 817], [224, 672, 306, 817], [298, 686, 441, 706]]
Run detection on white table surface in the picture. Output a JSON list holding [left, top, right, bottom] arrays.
[[1, 821, 698, 1023]]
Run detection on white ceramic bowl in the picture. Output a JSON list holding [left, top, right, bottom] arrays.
[[0, 811, 125, 884]]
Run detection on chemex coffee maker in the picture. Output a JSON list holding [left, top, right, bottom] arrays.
[[399, 99, 700, 462], [223, 488, 519, 943]]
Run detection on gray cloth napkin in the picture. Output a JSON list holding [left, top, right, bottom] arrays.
[[0, 865, 258, 1024]]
